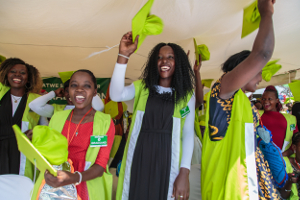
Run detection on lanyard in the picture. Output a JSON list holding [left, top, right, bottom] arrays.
[[67, 107, 93, 145]]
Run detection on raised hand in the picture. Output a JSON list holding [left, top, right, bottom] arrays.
[[258, 0, 276, 17], [194, 54, 202, 72], [54, 88, 64, 97], [119, 32, 139, 57], [44, 170, 78, 188]]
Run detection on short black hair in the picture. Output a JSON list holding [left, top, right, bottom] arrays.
[[64, 79, 70, 90], [292, 132, 300, 145], [222, 50, 251, 72], [292, 102, 300, 129], [70, 69, 97, 89]]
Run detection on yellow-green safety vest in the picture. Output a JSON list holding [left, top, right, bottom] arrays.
[[0, 83, 41, 180], [202, 89, 258, 199], [259, 110, 297, 152], [31, 109, 113, 200], [116, 80, 193, 200], [52, 104, 67, 113], [283, 157, 299, 200]]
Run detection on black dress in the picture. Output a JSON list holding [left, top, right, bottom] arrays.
[[128, 93, 174, 200]]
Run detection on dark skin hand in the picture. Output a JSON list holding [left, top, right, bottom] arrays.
[[44, 164, 105, 188], [194, 54, 203, 108], [25, 129, 33, 141], [278, 173, 298, 199], [220, 0, 275, 99], [117, 32, 139, 65], [172, 168, 190, 200], [54, 87, 64, 97]]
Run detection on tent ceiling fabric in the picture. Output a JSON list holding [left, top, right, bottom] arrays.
[[0, 0, 299, 86]]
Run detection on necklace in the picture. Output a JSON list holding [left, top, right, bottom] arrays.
[[67, 108, 93, 145], [294, 157, 300, 169], [12, 95, 22, 103]]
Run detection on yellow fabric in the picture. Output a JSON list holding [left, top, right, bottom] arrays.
[[132, 0, 164, 52], [289, 80, 300, 102], [58, 71, 75, 83], [32, 125, 68, 165], [283, 157, 299, 200], [0, 55, 6, 64], [242, 1, 260, 38], [262, 59, 282, 82], [202, 79, 214, 89], [193, 38, 210, 64]]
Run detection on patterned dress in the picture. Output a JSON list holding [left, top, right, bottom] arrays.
[[208, 75, 280, 199]]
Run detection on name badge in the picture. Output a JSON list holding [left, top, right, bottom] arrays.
[[180, 106, 190, 118], [290, 124, 296, 131], [90, 135, 107, 147]]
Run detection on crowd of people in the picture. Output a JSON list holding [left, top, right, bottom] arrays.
[[1, 0, 300, 199]]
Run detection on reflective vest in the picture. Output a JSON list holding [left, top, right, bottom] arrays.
[[52, 104, 66, 113], [202, 89, 258, 200], [0, 83, 40, 180], [259, 110, 297, 151], [31, 109, 113, 200], [116, 80, 192, 200], [283, 157, 299, 200]]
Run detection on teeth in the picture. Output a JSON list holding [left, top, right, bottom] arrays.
[[76, 95, 85, 99], [161, 66, 170, 71], [13, 78, 21, 82]]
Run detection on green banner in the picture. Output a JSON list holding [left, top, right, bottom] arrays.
[[42, 77, 110, 104]]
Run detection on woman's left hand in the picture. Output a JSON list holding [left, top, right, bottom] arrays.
[[24, 129, 33, 141], [44, 170, 79, 188], [172, 168, 190, 200]]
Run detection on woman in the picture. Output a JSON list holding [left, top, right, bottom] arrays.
[[0, 58, 46, 179], [260, 86, 298, 155], [201, 0, 291, 199], [29, 79, 104, 118], [281, 132, 300, 200], [39, 70, 115, 200], [111, 32, 195, 200]]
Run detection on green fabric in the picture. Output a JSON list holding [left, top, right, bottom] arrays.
[[193, 38, 210, 64], [289, 80, 300, 102], [283, 157, 299, 200], [58, 71, 75, 83], [194, 108, 202, 142], [132, 0, 164, 52], [0, 55, 6, 64], [48, 109, 113, 200], [116, 79, 192, 199], [262, 59, 282, 82], [202, 79, 214, 89], [202, 89, 254, 199], [242, 1, 261, 38], [53, 104, 67, 113], [284, 97, 295, 104], [32, 125, 68, 165]]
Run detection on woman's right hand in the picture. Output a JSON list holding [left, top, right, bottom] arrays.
[[119, 32, 139, 57], [54, 88, 64, 97], [258, 0, 275, 18]]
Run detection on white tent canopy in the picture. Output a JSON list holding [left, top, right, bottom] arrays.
[[0, 0, 299, 86]]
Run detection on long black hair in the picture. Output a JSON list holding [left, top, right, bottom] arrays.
[[140, 43, 195, 104]]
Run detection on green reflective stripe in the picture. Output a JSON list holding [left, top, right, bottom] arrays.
[[202, 89, 255, 199]]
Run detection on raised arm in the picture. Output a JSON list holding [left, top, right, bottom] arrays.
[[110, 32, 139, 102], [92, 94, 104, 111], [194, 55, 203, 108], [29, 91, 56, 118], [220, 0, 275, 99]]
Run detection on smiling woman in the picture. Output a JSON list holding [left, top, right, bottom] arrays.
[[32, 69, 115, 200], [0, 58, 45, 179], [110, 32, 196, 200]]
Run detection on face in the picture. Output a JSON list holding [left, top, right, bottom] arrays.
[[261, 91, 279, 112], [157, 46, 175, 80], [69, 72, 97, 110], [292, 141, 300, 158], [64, 87, 73, 105], [243, 71, 262, 92], [7, 64, 28, 89]]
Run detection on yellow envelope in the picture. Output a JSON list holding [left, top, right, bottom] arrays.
[[12, 125, 57, 176]]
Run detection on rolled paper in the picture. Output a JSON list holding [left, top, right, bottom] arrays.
[[193, 38, 210, 64], [242, 1, 261, 38], [58, 71, 75, 83], [132, 0, 164, 52], [289, 80, 300, 102], [202, 79, 214, 89], [32, 125, 68, 165], [262, 59, 281, 82]]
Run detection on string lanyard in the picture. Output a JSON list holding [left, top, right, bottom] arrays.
[[67, 107, 93, 145]]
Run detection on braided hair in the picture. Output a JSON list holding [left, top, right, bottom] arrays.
[[0, 58, 43, 93], [140, 43, 195, 104], [263, 85, 282, 112]]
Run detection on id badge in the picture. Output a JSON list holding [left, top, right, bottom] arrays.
[[290, 124, 296, 131], [90, 135, 107, 147], [180, 106, 190, 118]]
